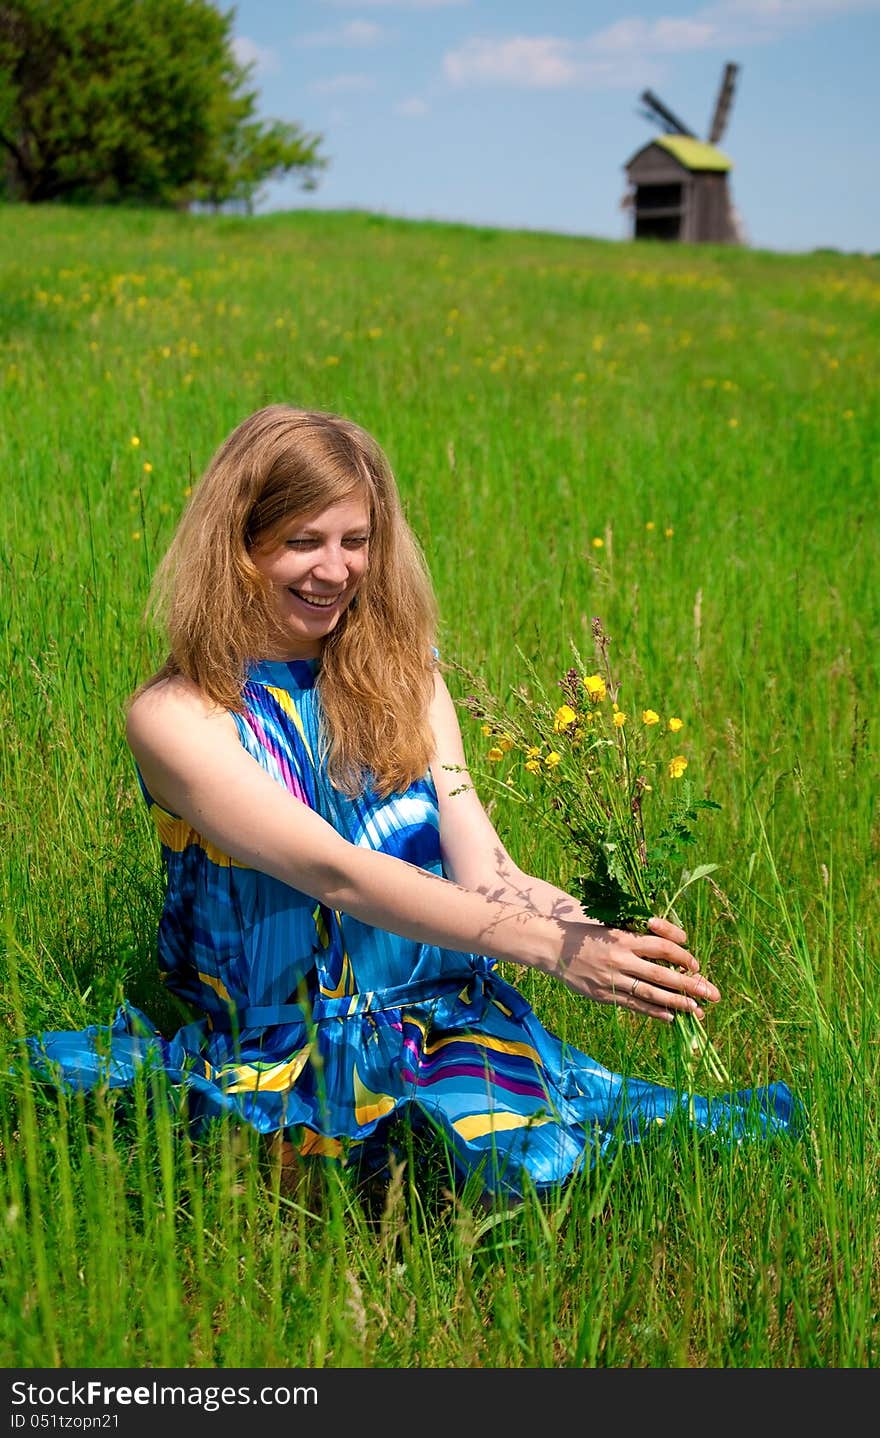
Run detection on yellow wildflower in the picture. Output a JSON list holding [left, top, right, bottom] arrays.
[[591, 537, 604, 549], [142, 462, 153, 474], [498, 734, 514, 753], [524, 759, 541, 774], [130, 435, 140, 448], [487, 746, 504, 763], [668, 716, 684, 732], [481, 724, 492, 737], [613, 710, 627, 727], [553, 704, 577, 732], [664, 526, 674, 538], [544, 751, 561, 768], [582, 674, 607, 702], [525, 745, 542, 759], [645, 521, 655, 531], [642, 709, 660, 726], [668, 755, 688, 779]]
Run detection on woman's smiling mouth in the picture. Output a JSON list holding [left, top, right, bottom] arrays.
[[288, 588, 343, 609]]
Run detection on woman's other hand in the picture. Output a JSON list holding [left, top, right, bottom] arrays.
[[548, 913, 720, 1023]]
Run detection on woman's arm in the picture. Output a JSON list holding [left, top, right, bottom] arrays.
[[126, 675, 718, 1024]]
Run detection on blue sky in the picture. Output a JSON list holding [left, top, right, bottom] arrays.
[[230, 1, 880, 254]]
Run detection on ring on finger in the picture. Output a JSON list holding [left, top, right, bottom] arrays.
[[630, 977, 640, 998]]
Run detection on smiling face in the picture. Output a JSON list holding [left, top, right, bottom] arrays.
[[249, 494, 371, 659]]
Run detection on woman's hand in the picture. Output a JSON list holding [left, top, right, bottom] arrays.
[[549, 914, 720, 1024]]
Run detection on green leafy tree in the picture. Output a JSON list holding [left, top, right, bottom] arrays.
[[0, 0, 326, 208]]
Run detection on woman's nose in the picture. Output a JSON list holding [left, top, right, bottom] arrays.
[[312, 546, 350, 583]]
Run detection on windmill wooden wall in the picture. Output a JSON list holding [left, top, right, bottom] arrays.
[[624, 136, 740, 244]]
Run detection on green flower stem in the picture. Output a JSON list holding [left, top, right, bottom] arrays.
[[662, 902, 732, 1089]]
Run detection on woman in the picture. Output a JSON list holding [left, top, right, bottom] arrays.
[[30, 405, 796, 1199]]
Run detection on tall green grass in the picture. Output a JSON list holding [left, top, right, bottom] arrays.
[[1, 205, 877, 1366]]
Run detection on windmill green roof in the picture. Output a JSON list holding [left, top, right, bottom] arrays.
[[655, 135, 732, 171]]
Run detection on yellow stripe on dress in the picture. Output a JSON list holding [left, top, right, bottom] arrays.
[[353, 1064, 396, 1126], [219, 1046, 312, 1094], [423, 1031, 542, 1064], [264, 684, 315, 763], [453, 1110, 554, 1141], [197, 971, 233, 1007], [297, 1130, 343, 1159], [151, 806, 245, 869], [320, 949, 356, 1000]]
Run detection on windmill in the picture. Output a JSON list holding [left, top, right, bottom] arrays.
[[623, 63, 744, 244]]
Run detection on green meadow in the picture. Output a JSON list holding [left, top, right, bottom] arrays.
[[1, 204, 878, 1367]]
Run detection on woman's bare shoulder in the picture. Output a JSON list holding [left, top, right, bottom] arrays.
[[126, 674, 235, 752]]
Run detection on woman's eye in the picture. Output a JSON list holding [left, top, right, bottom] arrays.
[[285, 538, 313, 549]]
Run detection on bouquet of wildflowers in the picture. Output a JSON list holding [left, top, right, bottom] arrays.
[[456, 617, 731, 1087]]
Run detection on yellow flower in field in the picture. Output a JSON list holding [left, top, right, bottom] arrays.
[[481, 724, 492, 737], [524, 759, 541, 774], [582, 674, 606, 702], [487, 746, 504, 763], [525, 745, 542, 759], [613, 709, 627, 727], [591, 537, 604, 549], [130, 435, 140, 447], [544, 751, 561, 768], [668, 716, 684, 732], [142, 462, 152, 474], [131, 530, 141, 541], [553, 704, 577, 732], [668, 754, 688, 779], [645, 521, 655, 531], [843, 409, 854, 419], [642, 709, 660, 726], [498, 734, 514, 752], [664, 526, 674, 538]]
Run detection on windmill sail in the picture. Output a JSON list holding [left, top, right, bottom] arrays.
[[708, 62, 739, 144], [639, 90, 695, 137]]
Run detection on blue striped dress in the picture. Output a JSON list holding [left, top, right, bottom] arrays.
[[28, 657, 799, 1197]]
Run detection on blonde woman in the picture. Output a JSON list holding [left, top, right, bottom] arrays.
[[32, 405, 796, 1198]]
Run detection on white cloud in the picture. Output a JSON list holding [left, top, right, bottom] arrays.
[[444, 36, 579, 88], [394, 97, 430, 115], [309, 73, 378, 94], [443, 0, 880, 90], [298, 21, 384, 48], [589, 18, 716, 55], [231, 36, 281, 76]]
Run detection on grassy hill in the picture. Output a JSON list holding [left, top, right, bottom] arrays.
[[1, 205, 878, 1367]]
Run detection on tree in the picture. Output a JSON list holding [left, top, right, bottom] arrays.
[[0, 0, 326, 208]]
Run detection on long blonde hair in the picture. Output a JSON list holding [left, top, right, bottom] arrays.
[[139, 405, 439, 797]]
